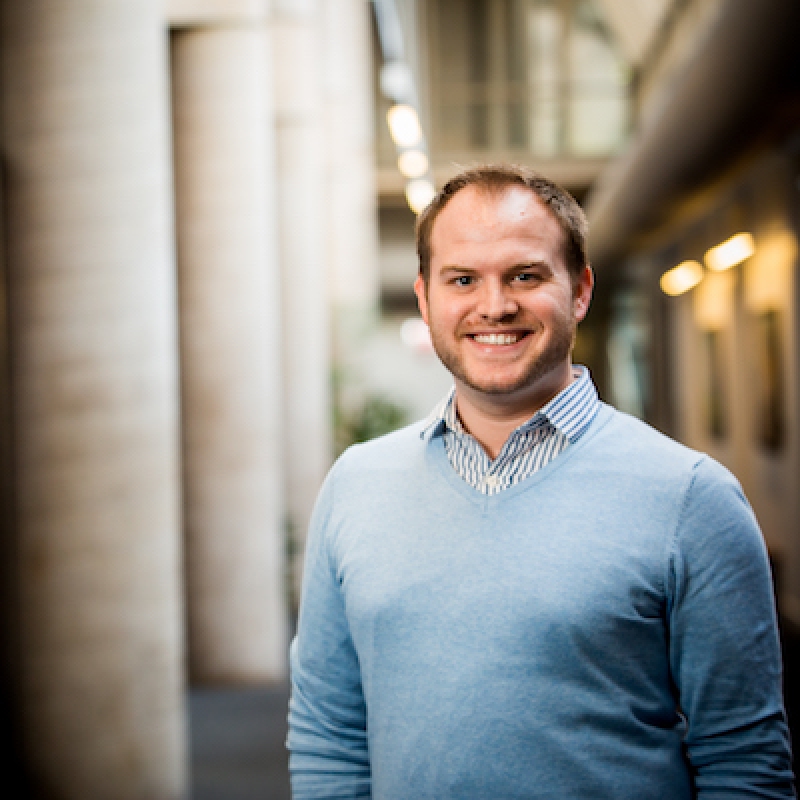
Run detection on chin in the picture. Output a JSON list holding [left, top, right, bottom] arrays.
[[462, 371, 560, 398], [458, 352, 572, 398], [458, 368, 533, 395]]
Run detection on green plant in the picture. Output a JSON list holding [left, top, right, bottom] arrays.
[[335, 394, 410, 454]]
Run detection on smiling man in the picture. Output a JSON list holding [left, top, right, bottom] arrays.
[[413, 172, 593, 463], [287, 165, 795, 799]]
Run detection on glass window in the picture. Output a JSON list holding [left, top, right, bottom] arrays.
[[429, 0, 629, 157]]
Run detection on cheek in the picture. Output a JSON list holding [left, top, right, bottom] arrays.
[[430, 310, 461, 338], [527, 291, 573, 322], [427, 293, 468, 327]]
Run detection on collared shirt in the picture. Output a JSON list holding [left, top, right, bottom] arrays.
[[420, 366, 599, 495]]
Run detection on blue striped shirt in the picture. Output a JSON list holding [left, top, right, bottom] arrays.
[[421, 366, 599, 495]]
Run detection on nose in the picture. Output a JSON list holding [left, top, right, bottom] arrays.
[[477, 279, 518, 321]]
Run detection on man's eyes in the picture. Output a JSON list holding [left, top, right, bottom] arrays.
[[447, 271, 543, 286], [514, 271, 543, 284]]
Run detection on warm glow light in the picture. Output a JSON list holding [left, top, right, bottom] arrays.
[[744, 229, 797, 313], [387, 104, 422, 148], [405, 178, 436, 214], [704, 232, 755, 272], [660, 260, 704, 296], [693, 270, 734, 331], [397, 149, 429, 178]]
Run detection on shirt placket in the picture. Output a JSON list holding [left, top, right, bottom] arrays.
[[470, 440, 492, 494], [486, 423, 532, 494]]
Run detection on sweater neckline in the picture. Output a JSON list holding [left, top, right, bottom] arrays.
[[424, 403, 615, 510]]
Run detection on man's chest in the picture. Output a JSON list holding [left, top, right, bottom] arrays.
[[330, 496, 671, 688]]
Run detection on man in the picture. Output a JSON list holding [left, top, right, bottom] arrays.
[[287, 165, 795, 798]]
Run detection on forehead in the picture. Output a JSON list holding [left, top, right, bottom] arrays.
[[429, 184, 566, 263]]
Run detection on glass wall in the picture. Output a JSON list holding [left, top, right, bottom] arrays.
[[428, 0, 628, 157]]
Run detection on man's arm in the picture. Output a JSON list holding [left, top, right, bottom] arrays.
[[668, 457, 795, 798], [287, 470, 371, 799]]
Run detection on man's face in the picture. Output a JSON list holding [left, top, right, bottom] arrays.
[[414, 185, 593, 411]]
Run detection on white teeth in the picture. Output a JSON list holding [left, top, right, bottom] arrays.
[[473, 333, 519, 345]]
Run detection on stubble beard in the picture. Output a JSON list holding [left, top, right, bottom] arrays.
[[429, 316, 576, 397]]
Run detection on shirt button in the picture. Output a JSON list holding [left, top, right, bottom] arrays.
[[485, 475, 500, 489]]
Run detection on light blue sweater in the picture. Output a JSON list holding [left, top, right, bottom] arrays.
[[288, 404, 794, 799]]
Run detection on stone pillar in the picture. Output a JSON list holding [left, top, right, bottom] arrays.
[[272, 0, 332, 596], [322, 0, 380, 314], [320, 0, 381, 445], [170, 10, 287, 683], [1, 2, 186, 797]]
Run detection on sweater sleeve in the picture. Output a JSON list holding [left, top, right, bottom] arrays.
[[287, 468, 371, 799], [667, 457, 795, 798]]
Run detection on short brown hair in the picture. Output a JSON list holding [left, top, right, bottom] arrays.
[[415, 164, 589, 283]]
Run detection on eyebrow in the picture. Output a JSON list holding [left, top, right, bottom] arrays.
[[439, 261, 552, 275], [439, 265, 477, 274]]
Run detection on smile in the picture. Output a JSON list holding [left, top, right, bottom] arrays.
[[470, 332, 525, 345]]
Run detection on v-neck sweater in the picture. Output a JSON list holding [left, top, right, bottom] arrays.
[[288, 404, 794, 799]]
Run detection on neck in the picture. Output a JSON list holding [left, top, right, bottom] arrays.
[[455, 363, 575, 460]]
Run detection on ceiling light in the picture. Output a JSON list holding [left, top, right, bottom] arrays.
[[405, 179, 436, 214], [380, 61, 414, 103], [397, 150, 429, 178], [704, 232, 755, 271], [660, 260, 704, 296], [387, 104, 422, 148]]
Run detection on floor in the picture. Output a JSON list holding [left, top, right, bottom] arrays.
[[189, 685, 291, 800]]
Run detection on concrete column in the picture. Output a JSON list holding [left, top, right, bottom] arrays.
[[272, 0, 332, 594], [171, 12, 287, 683], [320, 0, 381, 461], [322, 0, 380, 314], [1, 2, 186, 798]]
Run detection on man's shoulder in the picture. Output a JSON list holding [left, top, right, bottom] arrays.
[[591, 404, 708, 476], [586, 407, 750, 529], [607, 407, 757, 508], [334, 420, 429, 475]]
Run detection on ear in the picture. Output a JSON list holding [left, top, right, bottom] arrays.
[[572, 265, 594, 323], [414, 274, 429, 325]]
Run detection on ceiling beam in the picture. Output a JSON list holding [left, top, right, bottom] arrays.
[[586, 0, 800, 274]]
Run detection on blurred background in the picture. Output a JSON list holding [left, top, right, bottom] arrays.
[[0, 0, 798, 797]]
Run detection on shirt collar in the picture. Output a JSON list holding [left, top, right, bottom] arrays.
[[420, 366, 598, 443], [420, 388, 454, 441]]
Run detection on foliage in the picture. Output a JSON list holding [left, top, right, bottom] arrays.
[[335, 393, 410, 455]]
